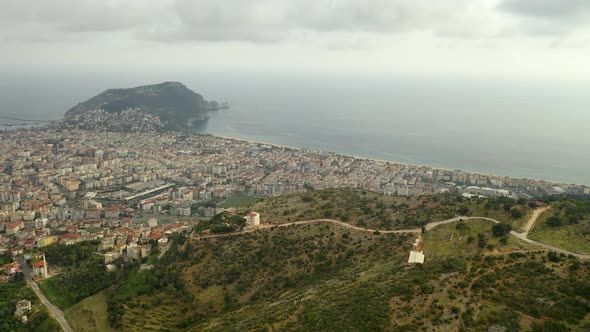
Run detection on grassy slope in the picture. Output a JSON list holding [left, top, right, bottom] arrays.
[[38, 276, 78, 310], [111, 218, 589, 331], [220, 195, 260, 208], [119, 223, 414, 331], [60, 190, 590, 331], [529, 213, 590, 255], [64, 291, 115, 332], [423, 219, 540, 258]]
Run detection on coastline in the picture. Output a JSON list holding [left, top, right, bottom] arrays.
[[7, 122, 584, 188], [211, 134, 578, 187]]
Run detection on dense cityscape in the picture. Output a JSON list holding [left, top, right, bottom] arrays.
[[1, 125, 589, 261], [1, 125, 590, 330]]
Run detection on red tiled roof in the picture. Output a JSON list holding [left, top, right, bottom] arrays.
[[31, 260, 46, 268], [58, 233, 80, 239]]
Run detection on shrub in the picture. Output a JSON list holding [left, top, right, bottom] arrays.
[[511, 207, 524, 219], [492, 223, 512, 237], [547, 216, 563, 227]]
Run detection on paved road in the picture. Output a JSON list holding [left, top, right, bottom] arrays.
[[16, 256, 73, 332], [194, 213, 590, 259]]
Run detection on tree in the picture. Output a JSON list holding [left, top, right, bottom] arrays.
[[547, 215, 563, 227], [457, 206, 470, 215], [492, 223, 512, 237], [477, 233, 488, 249], [455, 221, 470, 232], [510, 207, 524, 219]]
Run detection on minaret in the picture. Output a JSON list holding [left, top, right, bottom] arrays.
[[42, 253, 48, 277]]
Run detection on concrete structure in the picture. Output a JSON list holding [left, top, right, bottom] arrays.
[[408, 251, 425, 264], [14, 299, 32, 323], [3, 262, 20, 275], [148, 218, 158, 227], [158, 236, 169, 249], [244, 212, 260, 227], [31, 255, 48, 279]]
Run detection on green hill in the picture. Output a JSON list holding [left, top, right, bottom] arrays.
[[64, 82, 209, 131], [41, 190, 590, 331], [101, 222, 589, 332]]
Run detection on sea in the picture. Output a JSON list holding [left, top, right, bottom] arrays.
[[1, 67, 589, 185]]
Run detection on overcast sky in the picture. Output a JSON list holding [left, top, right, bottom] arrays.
[[2, 0, 590, 79]]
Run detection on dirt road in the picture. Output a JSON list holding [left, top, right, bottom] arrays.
[[193, 213, 590, 259], [521, 206, 550, 235]]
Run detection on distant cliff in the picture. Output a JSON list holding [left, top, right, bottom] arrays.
[[64, 82, 212, 131]]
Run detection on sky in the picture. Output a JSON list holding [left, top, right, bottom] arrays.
[[2, 0, 590, 79]]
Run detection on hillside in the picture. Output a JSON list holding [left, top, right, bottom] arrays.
[[529, 197, 590, 255], [37, 190, 590, 331], [98, 221, 589, 331], [64, 82, 210, 131], [251, 189, 533, 231]]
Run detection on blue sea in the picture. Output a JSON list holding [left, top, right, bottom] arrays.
[[1, 67, 589, 185]]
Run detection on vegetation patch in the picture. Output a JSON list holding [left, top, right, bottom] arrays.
[[0, 278, 61, 331], [65, 291, 115, 332], [252, 188, 532, 231], [529, 199, 590, 254], [220, 195, 259, 208], [38, 276, 78, 311], [423, 219, 538, 258]]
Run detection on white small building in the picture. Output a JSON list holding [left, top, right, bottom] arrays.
[[158, 236, 169, 249], [408, 251, 425, 264], [14, 299, 31, 323], [148, 218, 158, 228], [244, 212, 260, 227], [412, 238, 421, 248]]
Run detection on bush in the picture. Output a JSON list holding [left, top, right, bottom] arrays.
[[547, 216, 563, 227], [477, 233, 488, 249], [211, 225, 235, 234], [455, 221, 470, 231], [492, 223, 512, 237], [511, 207, 524, 219], [302, 196, 314, 203], [457, 206, 470, 215]]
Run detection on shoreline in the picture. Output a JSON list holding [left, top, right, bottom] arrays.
[[210, 134, 581, 187], [5, 123, 585, 188]]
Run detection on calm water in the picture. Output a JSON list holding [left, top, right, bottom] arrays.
[[1, 68, 589, 185]]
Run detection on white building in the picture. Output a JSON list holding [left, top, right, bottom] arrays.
[[14, 299, 31, 323], [158, 236, 169, 249], [148, 218, 158, 227], [408, 251, 425, 264], [244, 212, 260, 227]]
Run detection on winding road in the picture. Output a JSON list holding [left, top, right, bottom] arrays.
[[16, 256, 73, 332], [20, 207, 584, 332], [194, 209, 590, 259]]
